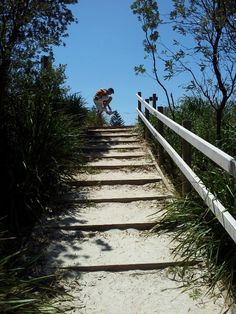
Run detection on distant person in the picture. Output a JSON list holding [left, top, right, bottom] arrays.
[[93, 88, 114, 117]]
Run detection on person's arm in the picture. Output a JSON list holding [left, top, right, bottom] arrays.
[[108, 106, 113, 115], [104, 104, 112, 115]]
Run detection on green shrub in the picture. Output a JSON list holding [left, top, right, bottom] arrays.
[[0, 66, 88, 237], [85, 106, 109, 127]]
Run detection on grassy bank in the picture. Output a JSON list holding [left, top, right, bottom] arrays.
[[141, 96, 236, 298]]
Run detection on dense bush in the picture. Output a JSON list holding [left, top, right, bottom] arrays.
[[0, 62, 90, 313], [0, 64, 88, 237]]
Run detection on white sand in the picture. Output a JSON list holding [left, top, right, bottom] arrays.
[[47, 201, 165, 226], [73, 169, 162, 181], [65, 182, 169, 201], [46, 229, 176, 268], [54, 270, 228, 314]]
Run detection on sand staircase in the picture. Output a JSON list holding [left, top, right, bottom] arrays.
[[45, 126, 228, 313]]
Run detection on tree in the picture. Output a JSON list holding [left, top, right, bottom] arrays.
[[0, 0, 78, 103], [167, 0, 236, 141], [0, 1, 81, 236], [110, 110, 125, 127], [131, 0, 236, 141], [131, 0, 176, 119]]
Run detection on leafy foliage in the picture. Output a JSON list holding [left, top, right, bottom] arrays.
[[131, 0, 236, 139], [169, 0, 236, 140], [0, 0, 78, 104], [0, 0, 77, 51], [131, 0, 176, 118]]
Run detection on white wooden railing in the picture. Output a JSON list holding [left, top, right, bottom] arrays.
[[136, 93, 236, 244]]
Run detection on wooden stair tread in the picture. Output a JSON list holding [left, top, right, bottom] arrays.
[[68, 177, 162, 186], [57, 260, 202, 272], [83, 164, 155, 169], [61, 194, 173, 203], [48, 222, 157, 231], [83, 145, 142, 150]]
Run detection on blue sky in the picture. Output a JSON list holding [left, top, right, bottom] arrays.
[[53, 0, 190, 125]]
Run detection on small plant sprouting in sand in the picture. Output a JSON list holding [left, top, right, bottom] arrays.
[[189, 288, 202, 301]]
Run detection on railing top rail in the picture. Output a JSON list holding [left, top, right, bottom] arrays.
[[136, 94, 236, 178]]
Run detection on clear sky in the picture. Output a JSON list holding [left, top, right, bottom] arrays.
[[53, 0, 190, 125]]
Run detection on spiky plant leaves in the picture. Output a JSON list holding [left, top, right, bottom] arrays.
[[110, 110, 125, 127], [0, 64, 89, 237], [86, 106, 108, 127], [0, 222, 62, 314], [155, 196, 236, 298]]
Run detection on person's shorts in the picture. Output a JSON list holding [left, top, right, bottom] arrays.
[[95, 102, 104, 113], [93, 95, 110, 113]]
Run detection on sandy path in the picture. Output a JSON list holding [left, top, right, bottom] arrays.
[[57, 271, 227, 314], [46, 230, 176, 268], [47, 201, 164, 226], [45, 126, 229, 313], [73, 169, 161, 181], [64, 182, 169, 201]]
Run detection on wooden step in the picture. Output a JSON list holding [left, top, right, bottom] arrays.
[[46, 229, 201, 271], [62, 194, 173, 203], [84, 163, 156, 169], [90, 133, 139, 138], [88, 125, 134, 131], [87, 128, 137, 136], [88, 139, 140, 144], [85, 152, 146, 159], [48, 222, 157, 231], [68, 177, 162, 186], [83, 145, 142, 151], [58, 260, 202, 272]]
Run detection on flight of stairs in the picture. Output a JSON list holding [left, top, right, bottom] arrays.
[[43, 126, 228, 313]]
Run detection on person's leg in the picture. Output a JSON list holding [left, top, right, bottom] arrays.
[[94, 100, 103, 113], [94, 100, 104, 126]]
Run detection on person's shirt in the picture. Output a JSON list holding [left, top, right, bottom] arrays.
[[94, 89, 110, 100]]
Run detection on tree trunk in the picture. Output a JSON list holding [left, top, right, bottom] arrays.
[[216, 108, 223, 142], [0, 60, 11, 105]]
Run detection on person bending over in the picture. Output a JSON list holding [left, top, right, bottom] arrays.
[[93, 87, 114, 117]]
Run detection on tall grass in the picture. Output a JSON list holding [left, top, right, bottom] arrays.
[[0, 220, 62, 314], [147, 96, 236, 297], [158, 197, 236, 299]]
